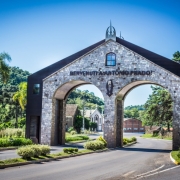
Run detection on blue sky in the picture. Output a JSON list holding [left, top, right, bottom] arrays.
[[0, 0, 179, 107]]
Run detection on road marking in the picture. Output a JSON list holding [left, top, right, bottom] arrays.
[[135, 165, 180, 179], [123, 171, 135, 177], [134, 164, 164, 178]]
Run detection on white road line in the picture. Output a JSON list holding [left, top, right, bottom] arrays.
[[123, 171, 135, 177], [134, 164, 164, 178], [135, 166, 180, 179]]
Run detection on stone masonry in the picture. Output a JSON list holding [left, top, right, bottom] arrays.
[[41, 40, 180, 150]]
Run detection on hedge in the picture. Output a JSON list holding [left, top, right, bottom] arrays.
[[65, 135, 89, 142], [17, 145, 50, 159], [0, 138, 32, 147], [84, 140, 105, 150], [63, 148, 78, 153]]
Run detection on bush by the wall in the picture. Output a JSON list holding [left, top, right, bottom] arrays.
[[0, 138, 32, 147], [63, 148, 78, 154], [0, 128, 25, 138], [84, 140, 105, 150], [17, 145, 50, 159], [131, 137, 137, 142], [97, 136, 107, 147], [123, 137, 137, 145]]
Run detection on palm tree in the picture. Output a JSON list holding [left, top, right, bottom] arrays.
[[13, 82, 27, 110], [0, 52, 11, 83], [13, 82, 27, 128]]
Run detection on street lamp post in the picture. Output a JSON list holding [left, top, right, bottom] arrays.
[[82, 99, 85, 132]]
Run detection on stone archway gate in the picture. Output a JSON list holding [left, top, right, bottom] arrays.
[[26, 36, 180, 150]]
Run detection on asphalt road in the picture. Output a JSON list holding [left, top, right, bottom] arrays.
[[0, 133, 179, 180], [0, 133, 141, 160]]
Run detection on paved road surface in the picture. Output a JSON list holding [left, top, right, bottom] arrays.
[[0, 133, 178, 180], [0, 133, 141, 160]]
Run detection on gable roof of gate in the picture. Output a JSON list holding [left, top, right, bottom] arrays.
[[116, 37, 180, 77], [29, 37, 180, 80]]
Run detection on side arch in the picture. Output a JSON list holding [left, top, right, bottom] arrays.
[[115, 80, 174, 148], [50, 80, 104, 145]]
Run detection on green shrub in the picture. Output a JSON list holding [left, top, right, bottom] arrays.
[[0, 139, 11, 147], [123, 138, 128, 145], [29, 145, 42, 157], [40, 145, 50, 156], [65, 135, 89, 142], [131, 137, 137, 142], [17, 145, 50, 159], [70, 131, 77, 135], [177, 149, 180, 158], [16, 130, 22, 137], [17, 146, 35, 159], [68, 127, 74, 133], [84, 140, 105, 150], [63, 148, 78, 154], [97, 136, 107, 147]]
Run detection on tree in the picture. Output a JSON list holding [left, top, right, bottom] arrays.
[[13, 82, 27, 110], [140, 86, 173, 131], [124, 107, 142, 119], [172, 51, 180, 63], [74, 115, 90, 133], [0, 67, 30, 128], [12, 82, 27, 128], [0, 52, 11, 83]]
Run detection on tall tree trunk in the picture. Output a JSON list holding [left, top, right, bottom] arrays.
[[167, 122, 170, 132], [15, 103, 18, 128]]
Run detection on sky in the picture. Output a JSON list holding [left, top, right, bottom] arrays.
[[0, 0, 179, 107]]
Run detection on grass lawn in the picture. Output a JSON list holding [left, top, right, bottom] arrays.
[[0, 149, 96, 167], [141, 134, 172, 140], [171, 151, 180, 164], [65, 133, 90, 142]]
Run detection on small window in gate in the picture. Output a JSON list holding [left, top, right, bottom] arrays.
[[33, 84, 40, 94], [106, 52, 116, 66]]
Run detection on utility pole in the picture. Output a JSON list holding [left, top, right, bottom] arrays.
[[82, 99, 85, 132]]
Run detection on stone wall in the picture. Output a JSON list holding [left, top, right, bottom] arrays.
[[41, 40, 180, 150]]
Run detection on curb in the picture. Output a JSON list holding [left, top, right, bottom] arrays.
[[66, 139, 96, 144], [0, 141, 137, 169], [170, 152, 180, 165], [0, 149, 110, 169]]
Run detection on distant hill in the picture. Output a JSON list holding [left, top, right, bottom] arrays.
[[67, 89, 104, 112], [124, 105, 144, 111]]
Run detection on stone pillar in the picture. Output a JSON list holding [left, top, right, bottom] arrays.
[[51, 99, 65, 145], [173, 99, 180, 150], [116, 99, 124, 147], [103, 98, 116, 148], [58, 100, 66, 145]]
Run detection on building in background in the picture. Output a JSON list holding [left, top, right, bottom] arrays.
[[66, 104, 79, 131], [123, 118, 145, 133], [83, 108, 104, 131]]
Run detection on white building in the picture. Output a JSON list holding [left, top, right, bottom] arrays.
[[83, 108, 104, 131]]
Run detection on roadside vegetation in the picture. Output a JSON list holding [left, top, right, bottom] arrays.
[[171, 150, 180, 164], [141, 133, 172, 140], [123, 137, 137, 145], [0, 128, 32, 147]]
